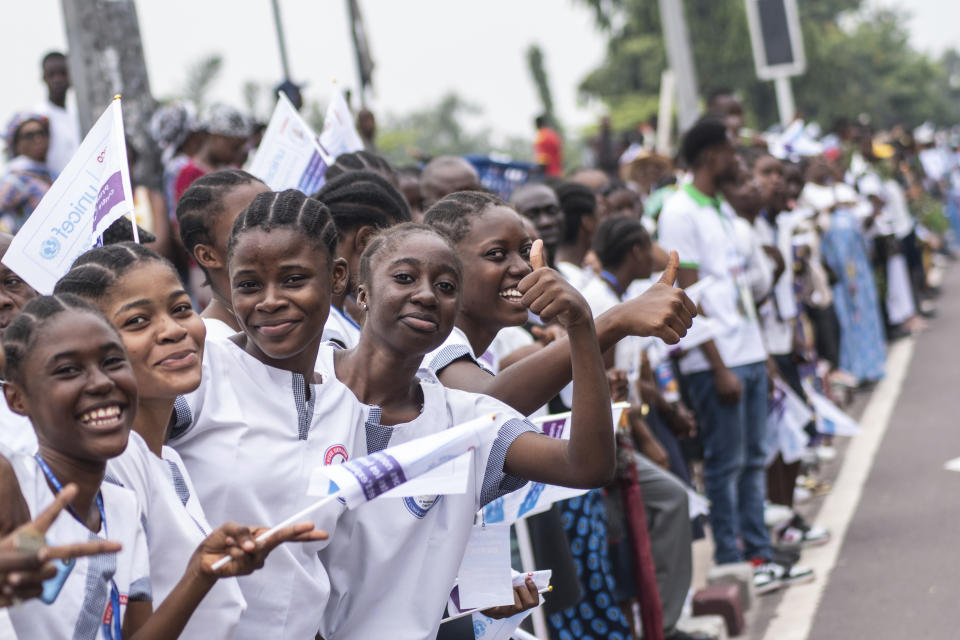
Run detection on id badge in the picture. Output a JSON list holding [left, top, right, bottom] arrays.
[[456, 522, 512, 610]]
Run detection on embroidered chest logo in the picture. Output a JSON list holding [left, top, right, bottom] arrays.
[[324, 444, 349, 465]]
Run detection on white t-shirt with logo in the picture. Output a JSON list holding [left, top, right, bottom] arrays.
[[107, 431, 246, 640], [170, 339, 365, 640], [316, 362, 536, 640], [7, 452, 151, 640], [658, 185, 767, 374]]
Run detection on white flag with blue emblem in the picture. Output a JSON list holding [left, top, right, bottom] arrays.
[[804, 381, 860, 436], [248, 92, 332, 194], [3, 98, 134, 293], [307, 414, 497, 508], [482, 403, 627, 525]]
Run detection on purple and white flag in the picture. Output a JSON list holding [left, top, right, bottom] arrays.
[[307, 414, 497, 509], [3, 98, 134, 293]]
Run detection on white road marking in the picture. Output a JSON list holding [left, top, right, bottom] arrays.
[[943, 457, 960, 473], [762, 338, 916, 640]]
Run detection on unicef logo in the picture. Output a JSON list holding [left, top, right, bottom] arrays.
[[40, 238, 61, 260]]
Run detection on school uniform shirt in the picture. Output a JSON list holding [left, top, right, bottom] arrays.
[[658, 183, 767, 374], [424, 326, 495, 376], [316, 359, 537, 640], [169, 338, 364, 640], [321, 305, 362, 350], [107, 431, 246, 640], [581, 273, 648, 393], [0, 400, 37, 455], [754, 213, 797, 356], [556, 260, 589, 291], [202, 317, 237, 342], [7, 452, 151, 640]]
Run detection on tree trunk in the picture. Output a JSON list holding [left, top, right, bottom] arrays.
[[61, 0, 162, 189]]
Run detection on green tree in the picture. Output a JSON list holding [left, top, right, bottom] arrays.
[[182, 53, 223, 111], [376, 93, 497, 165], [527, 44, 555, 124], [578, 0, 958, 130]]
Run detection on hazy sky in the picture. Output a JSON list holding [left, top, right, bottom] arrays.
[[0, 0, 955, 148]]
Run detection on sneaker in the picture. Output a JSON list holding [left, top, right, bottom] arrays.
[[781, 562, 816, 586], [764, 502, 794, 529], [779, 515, 830, 548], [752, 560, 785, 595]]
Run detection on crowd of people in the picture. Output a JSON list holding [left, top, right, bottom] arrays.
[[0, 49, 957, 640]]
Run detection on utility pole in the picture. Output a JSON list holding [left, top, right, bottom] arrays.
[[61, 0, 161, 188], [658, 0, 700, 133], [271, 0, 293, 81]]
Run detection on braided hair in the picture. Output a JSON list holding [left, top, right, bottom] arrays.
[[358, 222, 462, 286], [592, 216, 650, 270], [3, 294, 113, 386], [324, 150, 398, 186], [423, 191, 507, 243], [54, 243, 172, 303], [227, 189, 338, 262], [312, 170, 411, 237], [554, 181, 597, 244], [176, 169, 265, 266]]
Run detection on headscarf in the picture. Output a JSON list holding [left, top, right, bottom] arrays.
[[149, 101, 201, 164], [201, 103, 250, 138], [4, 113, 49, 159]]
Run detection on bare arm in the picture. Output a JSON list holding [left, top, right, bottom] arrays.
[[499, 241, 615, 488], [438, 252, 697, 416]]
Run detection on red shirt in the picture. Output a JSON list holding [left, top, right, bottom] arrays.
[[173, 160, 208, 205], [534, 127, 563, 176]]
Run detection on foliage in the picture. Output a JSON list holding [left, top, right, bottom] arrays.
[[577, 0, 960, 132], [182, 53, 224, 111], [527, 44, 555, 123]]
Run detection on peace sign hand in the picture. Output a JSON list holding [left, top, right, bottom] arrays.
[[0, 483, 122, 607]]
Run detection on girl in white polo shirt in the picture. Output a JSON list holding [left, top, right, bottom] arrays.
[[169, 190, 370, 640], [317, 223, 616, 639], [0, 294, 308, 639], [54, 242, 326, 639]]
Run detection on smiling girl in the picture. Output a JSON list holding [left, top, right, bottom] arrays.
[[169, 189, 370, 640], [54, 243, 326, 638], [0, 294, 313, 639], [315, 222, 614, 639]]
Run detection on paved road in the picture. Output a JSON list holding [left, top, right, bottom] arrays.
[[752, 265, 960, 639]]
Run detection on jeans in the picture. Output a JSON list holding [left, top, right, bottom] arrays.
[[684, 361, 771, 564]]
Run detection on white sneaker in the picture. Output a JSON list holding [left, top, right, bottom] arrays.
[[764, 503, 794, 529], [779, 516, 830, 547], [753, 562, 785, 594]]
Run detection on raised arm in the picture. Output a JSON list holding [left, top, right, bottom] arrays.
[[500, 241, 614, 488], [438, 251, 697, 416]]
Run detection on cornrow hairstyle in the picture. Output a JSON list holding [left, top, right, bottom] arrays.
[[358, 222, 462, 287], [227, 189, 338, 262], [311, 170, 411, 237], [324, 150, 399, 187], [592, 216, 651, 270], [101, 218, 156, 245], [554, 181, 597, 244], [54, 242, 171, 303], [3, 294, 114, 386], [176, 169, 265, 265], [422, 190, 506, 243]]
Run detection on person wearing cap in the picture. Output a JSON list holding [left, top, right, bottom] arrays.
[[0, 113, 55, 233], [172, 103, 250, 205], [149, 101, 206, 224]]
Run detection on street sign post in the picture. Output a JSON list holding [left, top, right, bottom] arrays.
[[744, 0, 806, 125]]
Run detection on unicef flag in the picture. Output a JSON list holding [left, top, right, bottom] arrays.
[[3, 98, 135, 293], [308, 414, 497, 509]]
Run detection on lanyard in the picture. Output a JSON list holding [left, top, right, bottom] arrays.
[[34, 454, 123, 640], [599, 270, 624, 299]]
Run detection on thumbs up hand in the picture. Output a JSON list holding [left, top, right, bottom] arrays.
[[611, 250, 697, 345], [518, 239, 593, 330]]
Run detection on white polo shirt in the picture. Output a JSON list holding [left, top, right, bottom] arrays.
[[658, 184, 767, 374], [170, 339, 366, 640], [321, 305, 362, 350], [7, 452, 151, 640], [107, 431, 246, 640], [316, 361, 537, 640]]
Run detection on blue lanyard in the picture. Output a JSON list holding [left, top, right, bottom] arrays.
[[34, 454, 123, 640], [599, 270, 624, 299]]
